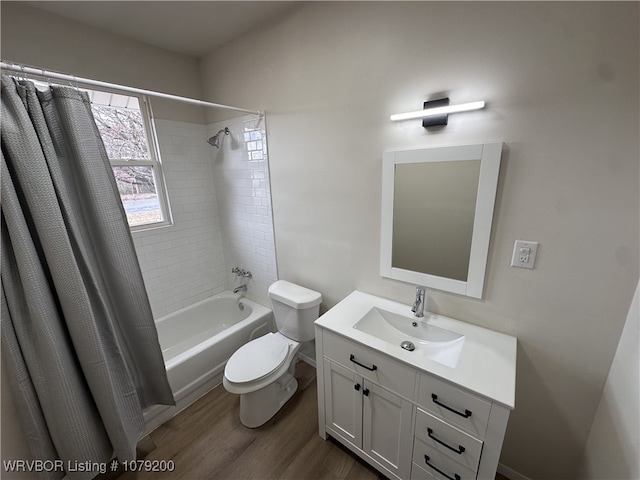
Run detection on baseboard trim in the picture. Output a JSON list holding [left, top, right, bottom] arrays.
[[498, 463, 530, 480], [299, 351, 316, 368]]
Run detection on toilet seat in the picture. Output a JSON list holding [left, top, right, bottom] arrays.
[[223, 280, 322, 427], [225, 333, 291, 384]]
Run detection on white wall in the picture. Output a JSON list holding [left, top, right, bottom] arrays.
[[579, 283, 640, 479], [199, 3, 639, 478]]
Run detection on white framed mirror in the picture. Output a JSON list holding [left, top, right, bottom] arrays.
[[380, 143, 502, 298]]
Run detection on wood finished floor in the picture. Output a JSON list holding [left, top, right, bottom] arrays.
[[117, 362, 510, 480], [117, 362, 383, 480]]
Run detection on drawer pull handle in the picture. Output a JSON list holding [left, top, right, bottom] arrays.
[[424, 455, 460, 480], [431, 393, 472, 418], [350, 354, 378, 371], [427, 428, 466, 454]]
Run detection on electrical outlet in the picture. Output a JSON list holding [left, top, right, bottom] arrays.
[[511, 240, 538, 269]]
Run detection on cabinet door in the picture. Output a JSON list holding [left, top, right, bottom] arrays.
[[324, 359, 363, 447], [362, 380, 413, 479]]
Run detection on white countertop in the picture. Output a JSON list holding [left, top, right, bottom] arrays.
[[315, 290, 517, 409]]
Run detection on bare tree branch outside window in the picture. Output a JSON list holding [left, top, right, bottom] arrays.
[[90, 102, 164, 227]]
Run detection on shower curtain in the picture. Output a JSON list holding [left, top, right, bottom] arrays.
[[0, 77, 174, 479]]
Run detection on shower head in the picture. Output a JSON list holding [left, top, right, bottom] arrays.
[[207, 127, 230, 148]]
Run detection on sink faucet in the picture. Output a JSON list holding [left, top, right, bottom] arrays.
[[412, 286, 425, 318], [233, 284, 247, 294]]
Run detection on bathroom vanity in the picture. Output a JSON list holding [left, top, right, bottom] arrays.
[[315, 291, 516, 480]]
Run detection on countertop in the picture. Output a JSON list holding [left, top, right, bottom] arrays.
[[315, 290, 517, 409]]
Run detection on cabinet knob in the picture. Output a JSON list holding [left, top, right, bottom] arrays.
[[354, 383, 361, 391], [363, 388, 370, 396]]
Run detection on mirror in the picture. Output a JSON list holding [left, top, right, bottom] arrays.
[[380, 143, 502, 298]]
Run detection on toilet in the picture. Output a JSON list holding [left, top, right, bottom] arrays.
[[223, 280, 322, 428]]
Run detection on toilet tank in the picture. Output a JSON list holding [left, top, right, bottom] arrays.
[[268, 280, 322, 342]]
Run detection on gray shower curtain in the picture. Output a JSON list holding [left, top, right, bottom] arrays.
[[1, 77, 174, 479]]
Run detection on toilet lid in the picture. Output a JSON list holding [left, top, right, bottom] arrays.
[[225, 333, 290, 384]]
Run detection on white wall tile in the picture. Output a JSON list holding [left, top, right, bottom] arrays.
[[208, 115, 278, 307], [132, 119, 227, 318], [130, 117, 277, 317]]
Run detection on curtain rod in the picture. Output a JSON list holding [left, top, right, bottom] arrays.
[[0, 61, 263, 116]]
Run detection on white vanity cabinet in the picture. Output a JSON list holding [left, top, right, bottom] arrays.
[[315, 291, 516, 480], [322, 330, 415, 478], [316, 327, 514, 480]]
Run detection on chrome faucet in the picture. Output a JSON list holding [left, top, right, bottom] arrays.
[[411, 286, 425, 318], [232, 267, 251, 295], [231, 267, 252, 279], [233, 284, 247, 294]]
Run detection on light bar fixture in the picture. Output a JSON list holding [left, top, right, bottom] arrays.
[[390, 97, 485, 127]]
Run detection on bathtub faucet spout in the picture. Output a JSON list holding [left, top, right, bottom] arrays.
[[233, 285, 247, 294]]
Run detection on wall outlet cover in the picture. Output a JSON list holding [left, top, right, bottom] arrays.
[[511, 240, 538, 269]]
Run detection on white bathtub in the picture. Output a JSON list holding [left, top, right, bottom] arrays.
[[144, 292, 274, 431]]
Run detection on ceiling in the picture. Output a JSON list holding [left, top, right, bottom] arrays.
[[24, 1, 299, 58]]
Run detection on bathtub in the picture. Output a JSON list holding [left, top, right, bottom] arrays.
[[143, 291, 274, 431]]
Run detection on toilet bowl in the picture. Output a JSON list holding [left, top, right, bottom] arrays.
[[223, 280, 322, 428], [223, 332, 301, 427]]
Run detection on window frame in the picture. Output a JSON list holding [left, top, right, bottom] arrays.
[[85, 86, 173, 231]]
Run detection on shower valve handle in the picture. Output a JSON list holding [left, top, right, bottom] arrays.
[[231, 267, 252, 279]]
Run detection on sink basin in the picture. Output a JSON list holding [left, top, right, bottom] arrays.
[[355, 307, 464, 343], [353, 307, 465, 368]]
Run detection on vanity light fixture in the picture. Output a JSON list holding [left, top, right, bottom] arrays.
[[390, 97, 485, 127]]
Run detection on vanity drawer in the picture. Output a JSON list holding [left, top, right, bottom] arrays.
[[322, 330, 417, 400], [418, 372, 491, 438], [410, 462, 437, 480], [415, 408, 482, 473], [413, 436, 477, 480]]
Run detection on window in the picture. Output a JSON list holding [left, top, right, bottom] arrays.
[[86, 88, 171, 230]]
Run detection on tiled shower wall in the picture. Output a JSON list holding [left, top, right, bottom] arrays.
[[132, 120, 227, 318], [132, 117, 277, 318], [208, 115, 278, 307]]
